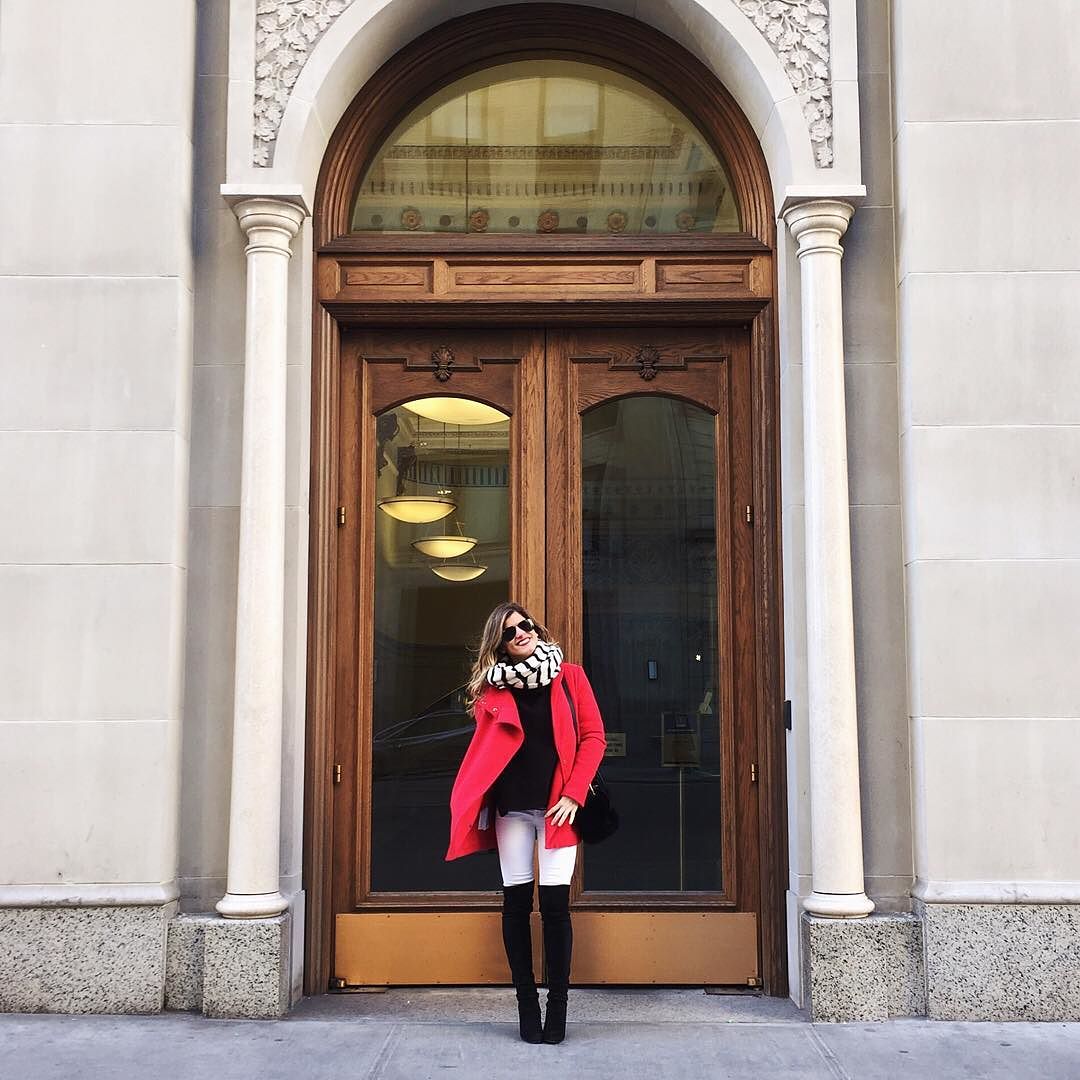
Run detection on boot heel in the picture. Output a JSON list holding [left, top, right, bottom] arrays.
[[517, 991, 543, 1043], [542, 996, 566, 1044]]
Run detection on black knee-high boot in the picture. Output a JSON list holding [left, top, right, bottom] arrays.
[[538, 884, 573, 1044], [502, 881, 542, 1043]]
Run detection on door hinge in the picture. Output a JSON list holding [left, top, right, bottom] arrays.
[[333, 763, 343, 785], [330, 977, 347, 990], [746, 975, 761, 988], [750, 762, 758, 783], [336, 505, 347, 527], [745, 504, 753, 525]]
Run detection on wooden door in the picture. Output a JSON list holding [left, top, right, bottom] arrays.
[[333, 326, 759, 987], [333, 328, 546, 984], [545, 327, 759, 983]]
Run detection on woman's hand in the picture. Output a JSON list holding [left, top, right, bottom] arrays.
[[546, 795, 580, 828]]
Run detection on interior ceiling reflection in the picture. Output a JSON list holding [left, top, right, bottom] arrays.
[[375, 402, 510, 583], [352, 59, 740, 235]]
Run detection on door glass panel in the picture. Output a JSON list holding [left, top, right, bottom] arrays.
[[351, 59, 741, 235], [580, 396, 722, 892], [371, 399, 510, 891]]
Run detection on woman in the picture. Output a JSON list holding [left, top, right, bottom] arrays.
[[446, 602, 606, 1045]]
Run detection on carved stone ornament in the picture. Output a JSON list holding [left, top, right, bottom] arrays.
[[432, 346, 455, 382], [738, 0, 834, 166], [252, 1, 834, 168], [253, 1, 347, 166], [468, 208, 490, 233], [635, 346, 661, 381]]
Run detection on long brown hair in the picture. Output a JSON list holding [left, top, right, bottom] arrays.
[[465, 601, 557, 707]]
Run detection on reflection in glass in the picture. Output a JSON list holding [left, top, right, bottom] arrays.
[[580, 396, 722, 892], [352, 60, 740, 235], [370, 403, 510, 891]]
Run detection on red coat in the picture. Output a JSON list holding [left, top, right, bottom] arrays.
[[446, 663, 607, 860]]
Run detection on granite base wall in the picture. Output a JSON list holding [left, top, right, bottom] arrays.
[[801, 911, 925, 1022], [0, 903, 175, 1014], [917, 899, 1080, 1021]]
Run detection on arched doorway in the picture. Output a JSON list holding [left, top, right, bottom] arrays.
[[305, 4, 786, 996]]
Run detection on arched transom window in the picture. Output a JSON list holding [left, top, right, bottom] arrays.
[[351, 60, 741, 235]]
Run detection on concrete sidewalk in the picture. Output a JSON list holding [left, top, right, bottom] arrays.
[[3, 990, 1080, 1080]]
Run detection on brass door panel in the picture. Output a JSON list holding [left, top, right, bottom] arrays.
[[571, 912, 758, 985], [335, 913, 542, 986], [335, 911, 757, 986]]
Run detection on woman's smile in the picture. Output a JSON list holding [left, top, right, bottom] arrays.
[[504, 619, 537, 659]]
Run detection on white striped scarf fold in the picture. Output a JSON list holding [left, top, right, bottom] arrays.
[[486, 640, 564, 691]]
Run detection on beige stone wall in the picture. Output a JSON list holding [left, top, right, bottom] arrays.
[[893, 0, 1080, 901], [0, 0, 196, 904], [844, 0, 913, 911]]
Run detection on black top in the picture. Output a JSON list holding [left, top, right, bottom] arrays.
[[493, 684, 558, 815]]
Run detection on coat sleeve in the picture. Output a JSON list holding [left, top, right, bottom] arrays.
[[562, 666, 607, 807]]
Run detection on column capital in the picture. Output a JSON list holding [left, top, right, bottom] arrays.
[[232, 197, 307, 249], [783, 199, 855, 252]]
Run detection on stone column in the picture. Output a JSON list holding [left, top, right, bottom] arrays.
[[216, 197, 306, 919], [784, 200, 874, 919]]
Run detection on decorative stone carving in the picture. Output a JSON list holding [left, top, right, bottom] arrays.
[[738, 0, 833, 166], [252, 0, 835, 168], [253, 0, 348, 166]]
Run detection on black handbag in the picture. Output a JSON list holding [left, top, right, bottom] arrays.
[[561, 679, 619, 844]]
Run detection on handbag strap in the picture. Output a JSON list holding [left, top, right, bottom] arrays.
[[561, 676, 578, 735], [561, 675, 604, 794]]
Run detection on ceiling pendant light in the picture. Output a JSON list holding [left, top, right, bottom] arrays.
[[377, 495, 456, 523], [412, 534, 478, 559], [377, 411, 457, 523], [432, 563, 488, 582], [401, 397, 508, 426], [412, 516, 478, 559]]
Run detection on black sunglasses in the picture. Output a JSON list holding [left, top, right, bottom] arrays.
[[500, 618, 538, 644]]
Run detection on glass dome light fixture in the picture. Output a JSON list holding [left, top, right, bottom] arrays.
[[377, 494, 456, 523], [400, 396, 508, 426], [376, 410, 458, 523], [432, 562, 488, 582], [412, 518, 478, 559]]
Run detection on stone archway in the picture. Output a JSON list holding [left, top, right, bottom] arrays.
[[214, 0, 872, 1007]]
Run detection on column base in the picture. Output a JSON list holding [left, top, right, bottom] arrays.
[[801, 911, 925, 1022], [215, 891, 288, 919], [166, 910, 295, 1018], [802, 890, 875, 918], [202, 912, 291, 1019]]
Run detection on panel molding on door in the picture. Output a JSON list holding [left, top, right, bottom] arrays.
[[333, 330, 546, 991], [544, 327, 760, 984]]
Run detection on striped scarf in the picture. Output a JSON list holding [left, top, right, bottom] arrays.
[[487, 640, 564, 691]]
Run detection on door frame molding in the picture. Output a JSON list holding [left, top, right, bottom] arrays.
[[305, 4, 787, 997]]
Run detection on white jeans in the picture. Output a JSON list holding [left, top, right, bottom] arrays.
[[495, 809, 578, 886]]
